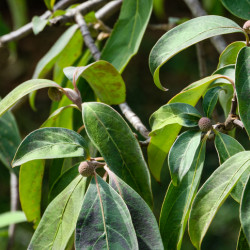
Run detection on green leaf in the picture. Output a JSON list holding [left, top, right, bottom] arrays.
[[160, 140, 206, 250], [237, 228, 249, 250], [168, 130, 201, 186], [48, 164, 79, 202], [19, 160, 44, 228], [220, 0, 250, 20], [75, 175, 138, 249], [12, 127, 89, 167], [218, 84, 234, 117], [41, 104, 79, 128], [148, 75, 222, 181], [214, 131, 244, 164], [109, 170, 164, 250], [217, 41, 246, 68], [63, 60, 126, 105], [32, 16, 47, 35], [240, 176, 250, 246], [189, 151, 250, 249], [0, 111, 21, 171], [28, 175, 86, 249], [235, 46, 250, 138], [150, 103, 201, 134], [0, 211, 26, 228], [44, 0, 55, 10], [0, 79, 59, 117], [101, 0, 153, 72], [203, 86, 222, 118], [82, 102, 153, 207], [149, 15, 244, 90]]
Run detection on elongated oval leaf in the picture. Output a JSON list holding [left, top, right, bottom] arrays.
[[0, 211, 26, 228], [19, 160, 45, 228], [63, 61, 126, 105], [203, 86, 222, 118], [12, 127, 89, 167], [0, 79, 59, 117], [221, 0, 250, 20], [150, 103, 201, 134], [149, 15, 245, 90], [189, 151, 250, 249], [148, 75, 221, 181], [108, 170, 164, 250], [75, 175, 138, 249], [240, 176, 250, 245], [160, 140, 206, 250], [82, 102, 152, 207], [28, 175, 86, 250], [235, 46, 250, 138], [217, 41, 246, 69], [168, 130, 201, 186], [101, 0, 153, 72]]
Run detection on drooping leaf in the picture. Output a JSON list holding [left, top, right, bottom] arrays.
[[237, 228, 249, 250], [150, 103, 201, 134], [220, 0, 250, 20], [12, 127, 89, 167], [63, 61, 126, 105], [19, 160, 44, 228], [108, 170, 164, 250], [149, 15, 245, 90], [32, 16, 47, 35], [240, 176, 250, 246], [48, 164, 79, 202], [203, 86, 222, 118], [218, 85, 234, 117], [235, 46, 250, 137], [148, 75, 222, 181], [0, 79, 59, 117], [0, 211, 26, 228], [75, 175, 138, 249], [189, 151, 250, 249], [168, 130, 201, 186], [160, 139, 206, 250], [101, 0, 153, 72], [28, 175, 86, 250], [0, 111, 21, 171], [212, 65, 235, 86], [217, 41, 246, 68], [82, 102, 153, 207]]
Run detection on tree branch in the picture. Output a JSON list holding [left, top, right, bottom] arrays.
[[195, 42, 207, 78], [183, 0, 227, 53], [75, 10, 150, 140]]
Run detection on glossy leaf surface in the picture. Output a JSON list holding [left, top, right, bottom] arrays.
[[28, 175, 86, 250], [203, 86, 222, 118], [12, 127, 89, 167], [160, 140, 206, 250], [109, 171, 164, 250], [0, 211, 26, 228], [221, 0, 250, 20], [235, 46, 250, 137], [150, 103, 201, 134], [75, 175, 138, 249], [240, 176, 250, 245], [19, 160, 44, 228], [168, 130, 201, 186], [148, 75, 221, 180], [0, 79, 59, 117], [217, 41, 246, 68], [149, 15, 244, 90], [64, 61, 126, 105], [101, 0, 153, 72], [189, 151, 250, 249], [83, 102, 152, 206]]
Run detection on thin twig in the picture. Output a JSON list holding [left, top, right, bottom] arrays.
[[75, 10, 150, 140], [195, 42, 207, 78], [183, 0, 227, 53], [7, 173, 19, 250], [95, 0, 122, 20]]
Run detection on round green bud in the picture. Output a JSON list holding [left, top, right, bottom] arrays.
[[78, 161, 96, 177]]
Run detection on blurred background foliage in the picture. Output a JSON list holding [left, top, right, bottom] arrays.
[[0, 0, 249, 249]]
